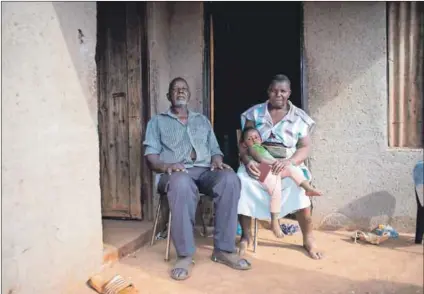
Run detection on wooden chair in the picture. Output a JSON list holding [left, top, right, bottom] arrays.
[[413, 160, 424, 244], [150, 192, 214, 261]]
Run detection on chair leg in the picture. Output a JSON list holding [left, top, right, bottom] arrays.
[[150, 196, 162, 246], [415, 208, 424, 244], [201, 216, 208, 237], [165, 210, 172, 261], [253, 218, 258, 253]]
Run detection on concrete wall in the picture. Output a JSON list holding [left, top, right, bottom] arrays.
[[169, 2, 204, 113], [147, 2, 204, 115], [147, 1, 171, 115], [2, 2, 102, 293], [304, 2, 423, 232]]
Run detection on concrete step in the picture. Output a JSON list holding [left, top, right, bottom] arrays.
[[102, 219, 153, 264]]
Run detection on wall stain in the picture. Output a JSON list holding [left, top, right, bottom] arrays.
[[78, 29, 85, 44]]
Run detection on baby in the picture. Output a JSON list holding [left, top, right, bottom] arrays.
[[241, 126, 322, 238]]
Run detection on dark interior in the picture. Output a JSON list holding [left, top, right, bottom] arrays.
[[210, 2, 303, 169]]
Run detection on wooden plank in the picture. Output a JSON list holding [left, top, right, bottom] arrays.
[[126, 2, 143, 219], [114, 91, 130, 213], [139, 2, 154, 221]]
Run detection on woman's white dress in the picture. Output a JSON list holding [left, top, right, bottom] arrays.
[[237, 101, 316, 220]]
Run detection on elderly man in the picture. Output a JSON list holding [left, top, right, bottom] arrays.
[[143, 77, 251, 280]]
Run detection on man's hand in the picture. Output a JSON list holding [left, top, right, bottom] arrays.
[[271, 159, 292, 175], [165, 162, 187, 174], [245, 160, 260, 178], [210, 156, 232, 171]]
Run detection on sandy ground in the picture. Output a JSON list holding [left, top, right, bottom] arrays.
[[82, 229, 423, 294]]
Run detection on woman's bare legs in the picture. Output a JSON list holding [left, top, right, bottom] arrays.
[[239, 208, 324, 259], [295, 207, 324, 260], [238, 214, 253, 256]]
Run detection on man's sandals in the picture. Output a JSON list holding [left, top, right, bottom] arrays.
[[170, 251, 251, 281]]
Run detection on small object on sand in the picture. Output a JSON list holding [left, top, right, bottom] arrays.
[[155, 228, 168, 240], [280, 223, 300, 235], [236, 222, 242, 236], [372, 224, 399, 239], [88, 274, 138, 294], [352, 231, 390, 245]]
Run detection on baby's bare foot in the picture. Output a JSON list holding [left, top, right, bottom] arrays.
[[305, 188, 322, 197], [271, 221, 284, 238]]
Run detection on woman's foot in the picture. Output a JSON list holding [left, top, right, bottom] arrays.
[[238, 237, 253, 256], [305, 187, 322, 197], [303, 234, 324, 260]]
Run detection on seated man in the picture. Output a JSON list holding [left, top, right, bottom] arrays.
[[143, 77, 252, 281]]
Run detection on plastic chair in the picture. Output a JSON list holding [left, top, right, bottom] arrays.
[[413, 160, 424, 244]]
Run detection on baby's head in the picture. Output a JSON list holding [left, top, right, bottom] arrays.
[[241, 127, 263, 147]]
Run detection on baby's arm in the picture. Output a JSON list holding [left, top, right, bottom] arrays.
[[247, 146, 276, 165]]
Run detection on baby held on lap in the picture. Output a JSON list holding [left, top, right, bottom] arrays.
[[241, 126, 322, 238]]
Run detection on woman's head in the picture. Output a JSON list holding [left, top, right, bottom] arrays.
[[241, 127, 262, 147], [267, 74, 291, 109]]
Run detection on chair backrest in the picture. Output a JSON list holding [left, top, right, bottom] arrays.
[[236, 129, 241, 143], [236, 129, 242, 163]]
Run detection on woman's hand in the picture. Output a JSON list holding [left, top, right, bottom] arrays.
[[271, 159, 291, 175], [245, 160, 261, 178]]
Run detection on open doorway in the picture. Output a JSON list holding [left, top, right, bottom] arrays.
[[206, 2, 303, 170]]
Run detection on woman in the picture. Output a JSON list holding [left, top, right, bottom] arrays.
[[237, 74, 324, 259]]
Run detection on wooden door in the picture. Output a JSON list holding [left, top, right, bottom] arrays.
[[97, 2, 151, 219]]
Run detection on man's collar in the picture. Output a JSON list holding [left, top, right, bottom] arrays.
[[161, 107, 200, 119]]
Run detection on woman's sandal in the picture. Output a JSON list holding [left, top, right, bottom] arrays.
[[170, 257, 195, 281], [211, 250, 252, 270]]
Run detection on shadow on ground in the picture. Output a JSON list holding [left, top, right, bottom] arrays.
[[319, 190, 397, 231]]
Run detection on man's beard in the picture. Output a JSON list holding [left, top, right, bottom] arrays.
[[174, 99, 188, 107]]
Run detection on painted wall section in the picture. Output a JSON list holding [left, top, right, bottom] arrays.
[[2, 2, 103, 293], [304, 2, 423, 232], [147, 2, 204, 115]]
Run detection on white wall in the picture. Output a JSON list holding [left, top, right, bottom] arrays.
[[169, 2, 204, 113], [147, 1, 172, 115], [2, 2, 103, 293], [304, 2, 423, 232]]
